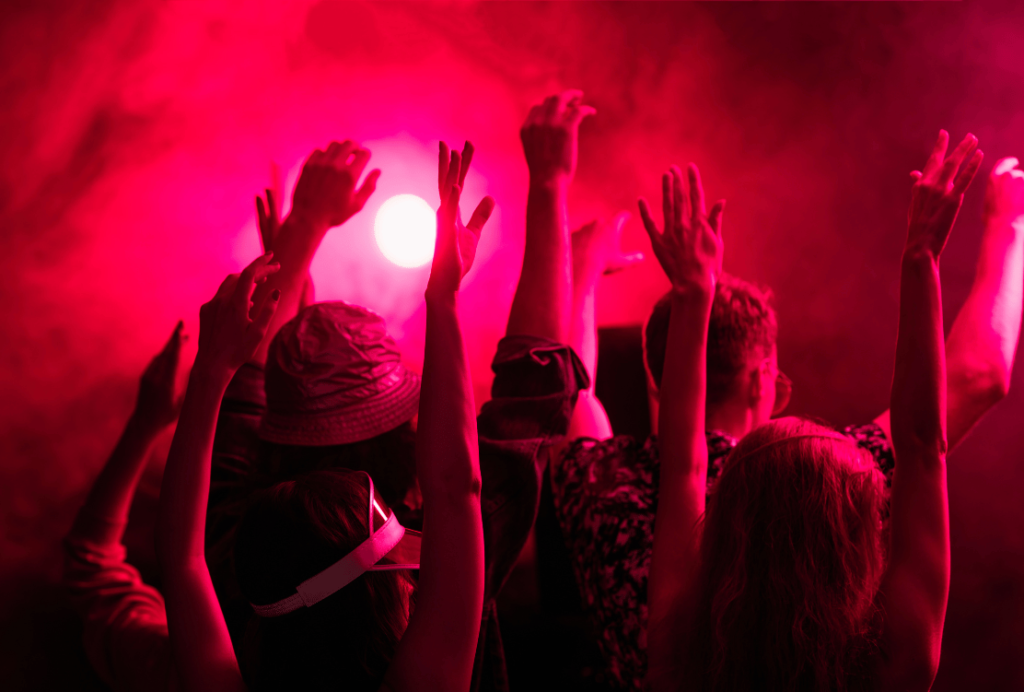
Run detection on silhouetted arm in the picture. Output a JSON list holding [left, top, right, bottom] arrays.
[[879, 131, 983, 691], [506, 90, 594, 342], [874, 156, 1024, 451], [639, 165, 725, 692], [249, 141, 380, 363], [156, 255, 281, 692], [564, 214, 643, 445], [64, 323, 185, 692], [382, 143, 493, 692]]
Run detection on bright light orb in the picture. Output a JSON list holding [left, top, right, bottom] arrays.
[[374, 194, 436, 268]]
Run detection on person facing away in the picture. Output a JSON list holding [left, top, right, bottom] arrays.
[[551, 145, 1024, 689], [642, 132, 981, 691]]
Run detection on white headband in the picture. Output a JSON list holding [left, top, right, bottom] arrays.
[[251, 475, 419, 618]]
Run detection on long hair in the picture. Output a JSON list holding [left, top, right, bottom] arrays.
[[233, 468, 414, 692], [682, 417, 887, 692]]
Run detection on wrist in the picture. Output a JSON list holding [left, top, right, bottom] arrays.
[[901, 245, 939, 266], [670, 276, 717, 301], [284, 207, 331, 238], [424, 287, 458, 310], [190, 355, 236, 391], [528, 177, 570, 196]]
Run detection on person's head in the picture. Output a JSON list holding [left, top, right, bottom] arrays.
[[257, 301, 421, 509], [234, 469, 415, 691], [644, 273, 787, 433], [685, 417, 887, 691]]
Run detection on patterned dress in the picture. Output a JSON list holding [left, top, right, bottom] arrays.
[[550, 424, 895, 691]]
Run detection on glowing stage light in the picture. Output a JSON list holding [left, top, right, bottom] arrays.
[[374, 194, 436, 268]]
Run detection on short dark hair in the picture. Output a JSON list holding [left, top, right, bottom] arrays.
[[643, 273, 778, 405]]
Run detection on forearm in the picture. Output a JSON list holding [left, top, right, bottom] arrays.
[[71, 416, 161, 546], [944, 215, 1024, 439], [648, 287, 712, 628], [156, 369, 229, 566], [506, 182, 572, 342], [418, 293, 482, 499], [250, 213, 327, 363], [890, 252, 947, 460]]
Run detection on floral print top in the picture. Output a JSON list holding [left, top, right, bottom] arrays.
[[550, 423, 895, 691]]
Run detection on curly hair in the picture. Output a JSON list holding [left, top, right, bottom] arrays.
[[233, 468, 414, 692], [644, 273, 778, 405], [682, 417, 887, 692]]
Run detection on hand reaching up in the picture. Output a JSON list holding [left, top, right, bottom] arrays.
[[983, 156, 1024, 227], [256, 165, 314, 309], [907, 131, 984, 259], [638, 163, 725, 294], [134, 321, 187, 432], [572, 212, 644, 283], [427, 141, 495, 295], [520, 90, 596, 188], [196, 253, 281, 378], [291, 141, 381, 230]]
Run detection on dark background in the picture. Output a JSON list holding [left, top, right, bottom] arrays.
[[2, 1, 1023, 689]]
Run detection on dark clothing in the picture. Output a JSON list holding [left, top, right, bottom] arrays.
[[206, 335, 589, 692], [550, 424, 895, 691]]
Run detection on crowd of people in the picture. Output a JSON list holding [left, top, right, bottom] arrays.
[[62, 90, 1024, 692]]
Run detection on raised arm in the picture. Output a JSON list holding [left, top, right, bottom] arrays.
[[879, 131, 983, 691], [506, 90, 594, 342], [874, 156, 1024, 450], [638, 165, 725, 690], [564, 214, 643, 443], [255, 164, 315, 312], [249, 141, 380, 363], [156, 255, 280, 692], [383, 143, 493, 692], [64, 324, 184, 691], [70, 323, 185, 546]]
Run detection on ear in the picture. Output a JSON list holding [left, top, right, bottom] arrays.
[[747, 360, 771, 405]]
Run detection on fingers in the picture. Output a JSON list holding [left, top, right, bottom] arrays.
[[708, 199, 726, 237], [269, 161, 283, 218], [939, 133, 978, 187], [214, 273, 238, 300], [522, 104, 544, 129], [638, 198, 661, 244], [910, 171, 923, 182], [444, 150, 461, 201], [353, 169, 381, 211], [156, 320, 185, 380], [439, 141, 451, 195], [952, 148, 984, 196], [993, 157, 1020, 177], [244, 289, 281, 358], [459, 141, 475, 188], [670, 166, 684, 232], [466, 195, 495, 236], [348, 148, 371, 178], [306, 148, 326, 167], [325, 140, 356, 166], [923, 130, 950, 178], [235, 252, 278, 311], [687, 163, 706, 221], [661, 173, 672, 235], [256, 195, 270, 252]]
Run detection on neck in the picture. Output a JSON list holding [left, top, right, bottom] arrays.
[[705, 399, 755, 439]]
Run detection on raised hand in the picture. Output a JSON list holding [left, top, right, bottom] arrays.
[[572, 212, 644, 281], [256, 165, 314, 310], [134, 321, 187, 431], [983, 157, 1024, 226], [290, 140, 381, 230], [907, 131, 984, 258], [520, 90, 596, 187], [196, 253, 281, 378], [427, 141, 495, 295], [638, 163, 725, 293]]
